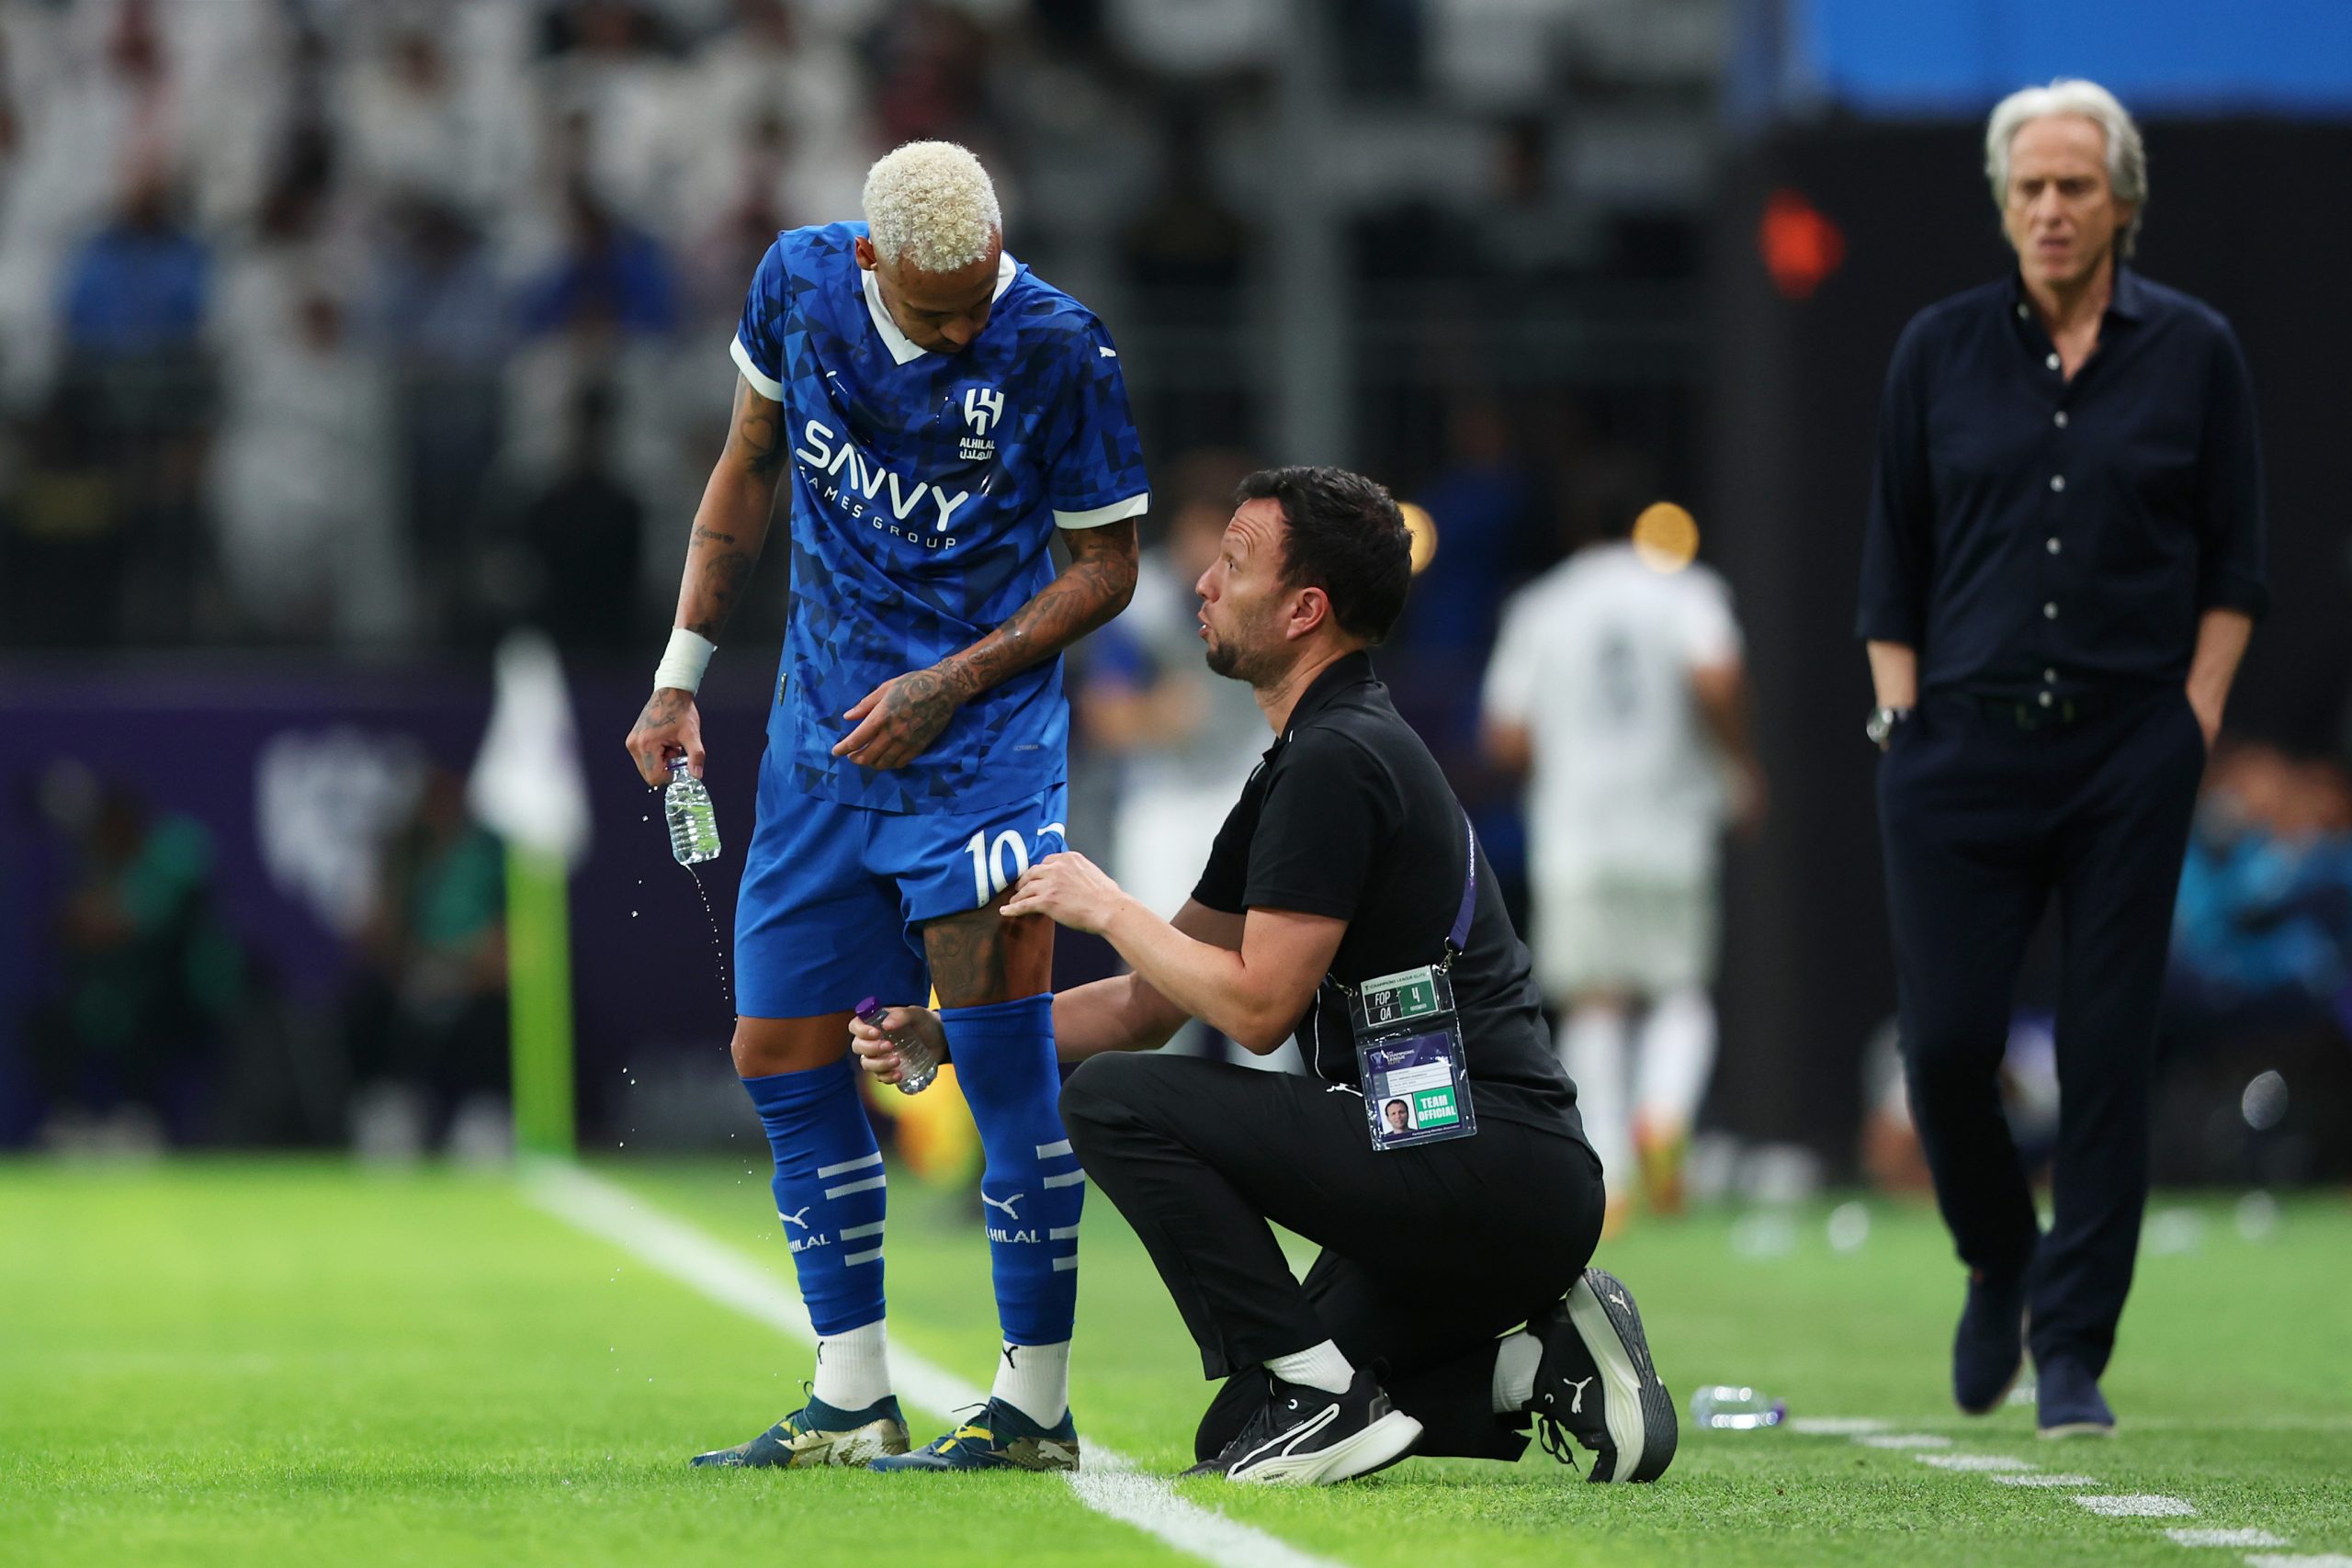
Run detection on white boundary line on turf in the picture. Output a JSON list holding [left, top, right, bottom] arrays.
[[524, 1161, 1346, 1568], [1797, 1414, 2336, 1564]]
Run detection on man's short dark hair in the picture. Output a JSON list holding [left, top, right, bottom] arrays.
[[1234, 466, 1411, 644]]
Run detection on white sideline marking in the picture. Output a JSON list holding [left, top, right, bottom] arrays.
[[2245, 1557, 2352, 1568], [1916, 1453, 2035, 1472], [525, 1163, 1344, 1568], [1857, 1433, 1952, 1450], [2072, 1494, 2195, 1517], [1787, 1416, 1889, 1435], [2167, 1529, 2288, 1548], [1992, 1473, 2101, 1487]]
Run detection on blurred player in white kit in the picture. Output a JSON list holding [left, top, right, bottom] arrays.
[[1480, 506, 1760, 1231]]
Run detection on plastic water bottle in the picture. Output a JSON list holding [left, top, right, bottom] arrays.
[[857, 997, 938, 1096], [664, 755, 720, 864], [1690, 1386, 1787, 1430]]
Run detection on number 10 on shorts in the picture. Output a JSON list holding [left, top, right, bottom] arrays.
[[966, 829, 1032, 907]]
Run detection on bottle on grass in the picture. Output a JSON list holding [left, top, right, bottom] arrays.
[[1689, 1386, 1786, 1430]]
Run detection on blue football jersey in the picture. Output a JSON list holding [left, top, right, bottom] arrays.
[[730, 222, 1148, 814]]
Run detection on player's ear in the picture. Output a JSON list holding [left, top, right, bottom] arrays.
[[853, 235, 877, 271]]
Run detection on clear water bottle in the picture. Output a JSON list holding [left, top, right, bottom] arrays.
[[857, 997, 938, 1096], [664, 755, 720, 864], [1690, 1386, 1787, 1430]]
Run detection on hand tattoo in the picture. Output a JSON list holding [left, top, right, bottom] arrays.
[[847, 668, 962, 768]]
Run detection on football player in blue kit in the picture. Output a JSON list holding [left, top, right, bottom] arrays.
[[624, 141, 1146, 1473]]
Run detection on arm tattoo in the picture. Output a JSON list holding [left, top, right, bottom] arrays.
[[685, 549, 755, 642], [735, 379, 786, 482], [940, 519, 1139, 703], [678, 379, 781, 641]]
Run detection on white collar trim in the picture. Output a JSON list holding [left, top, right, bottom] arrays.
[[863, 251, 1019, 366]]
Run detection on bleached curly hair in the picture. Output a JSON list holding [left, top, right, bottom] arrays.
[[862, 141, 1002, 275]]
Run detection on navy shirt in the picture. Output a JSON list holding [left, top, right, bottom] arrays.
[[1856, 268, 2267, 698]]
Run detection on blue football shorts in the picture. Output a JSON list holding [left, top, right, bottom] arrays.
[[735, 747, 1070, 1020]]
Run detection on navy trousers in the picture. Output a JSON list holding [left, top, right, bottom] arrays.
[[1877, 684, 2206, 1377]]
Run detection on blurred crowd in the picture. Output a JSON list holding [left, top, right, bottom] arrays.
[[0, 0, 1710, 657]]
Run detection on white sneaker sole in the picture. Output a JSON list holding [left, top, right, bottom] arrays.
[[1227, 1409, 1424, 1486], [1564, 1269, 1677, 1483]]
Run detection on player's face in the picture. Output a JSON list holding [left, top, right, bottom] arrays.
[[1196, 498, 1289, 685], [2002, 115, 2131, 295], [862, 235, 1002, 354]]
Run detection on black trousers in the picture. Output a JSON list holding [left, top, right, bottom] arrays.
[[1877, 685, 2205, 1376], [1060, 1053, 1605, 1461]]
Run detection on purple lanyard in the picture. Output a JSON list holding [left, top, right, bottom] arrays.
[[1445, 812, 1478, 963]]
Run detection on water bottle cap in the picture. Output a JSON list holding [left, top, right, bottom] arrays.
[[667, 754, 691, 778]]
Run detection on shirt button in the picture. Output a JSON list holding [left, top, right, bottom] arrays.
[[2047, 536, 2062, 554], [2043, 602, 2059, 620], [2054, 411, 2069, 429], [2045, 353, 2061, 371], [2038, 691, 2054, 708], [2043, 668, 2058, 683], [2017, 303, 2030, 320], [2049, 474, 2066, 492]]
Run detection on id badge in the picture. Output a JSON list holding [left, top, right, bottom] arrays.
[[1349, 965, 1477, 1151]]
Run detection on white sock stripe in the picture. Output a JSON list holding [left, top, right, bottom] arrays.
[[824, 1176, 888, 1199], [839, 1222, 886, 1240], [1035, 1139, 1074, 1158], [1043, 1171, 1086, 1190], [1051, 1256, 1079, 1271], [1047, 1225, 1080, 1240], [816, 1153, 884, 1179], [842, 1247, 884, 1266]]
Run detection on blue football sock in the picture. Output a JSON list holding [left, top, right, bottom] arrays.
[[742, 1058, 888, 1338], [941, 995, 1081, 1345]]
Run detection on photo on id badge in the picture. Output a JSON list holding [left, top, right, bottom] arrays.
[[1351, 964, 1476, 1152]]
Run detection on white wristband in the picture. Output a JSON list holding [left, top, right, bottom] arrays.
[[653, 627, 717, 694]]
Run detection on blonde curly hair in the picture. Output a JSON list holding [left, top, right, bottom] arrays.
[[862, 141, 1001, 275]]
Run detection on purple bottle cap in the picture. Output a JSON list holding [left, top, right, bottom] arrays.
[[854, 996, 884, 1022]]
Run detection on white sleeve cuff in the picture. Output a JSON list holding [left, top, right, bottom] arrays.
[[730, 334, 786, 402], [1053, 491, 1149, 530]]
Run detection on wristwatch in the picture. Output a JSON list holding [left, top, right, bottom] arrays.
[[1866, 706, 1911, 750]]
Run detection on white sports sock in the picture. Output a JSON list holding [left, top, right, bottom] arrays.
[[1634, 986, 1718, 1137], [1491, 1331, 1544, 1415], [991, 1339, 1071, 1426], [1264, 1338, 1355, 1396], [1561, 1002, 1632, 1201], [812, 1319, 892, 1413]]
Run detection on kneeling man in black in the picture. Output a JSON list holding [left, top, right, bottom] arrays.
[[854, 467, 1676, 1485]]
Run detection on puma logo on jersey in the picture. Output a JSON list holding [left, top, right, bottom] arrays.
[[982, 1192, 1024, 1221], [779, 1207, 812, 1229], [793, 417, 972, 536], [1097, 345, 1117, 357]]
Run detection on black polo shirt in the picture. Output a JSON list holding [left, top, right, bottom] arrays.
[[1193, 651, 1586, 1140], [1856, 267, 2267, 699]]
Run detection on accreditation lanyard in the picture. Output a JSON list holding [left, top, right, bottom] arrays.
[[1334, 814, 1481, 1153]]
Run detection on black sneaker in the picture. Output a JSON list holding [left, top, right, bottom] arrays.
[[1181, 1367, 1422, 1485], [1953, 1269, 2030, 1416], [1528, 1267, 1677, 1483]]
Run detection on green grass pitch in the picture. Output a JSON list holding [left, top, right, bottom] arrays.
[[4, 1157, 2348, 1566]]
